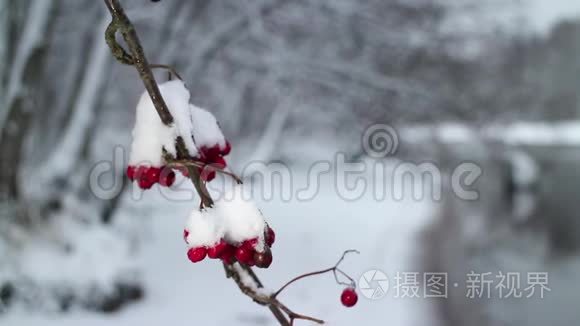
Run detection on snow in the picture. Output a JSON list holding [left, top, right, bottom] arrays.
[[0, 215, 138, 313], [232, 263, 272, 296], [0, 0, 53, 134], [184, 185, 268, 250], [401, 121, 580, 146], [184, 208, 224, 248], [215, 185, 267, 251], [3, 169, 439, 326], [506, 150, 538, 188], [486, 122, 580, 146], [190, 105, 227, 149], [435, 123, 478, 143], [129, 80, 199, 166]]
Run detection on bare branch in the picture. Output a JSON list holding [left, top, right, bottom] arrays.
[[272, 250, 359, 298], [150, 63, 183, 80], [103, 0, 173, 125]]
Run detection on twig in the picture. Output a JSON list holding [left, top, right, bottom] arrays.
[[166, 159, 243, 184], [273, 250, 359, 298], [103, 0, 173, 125], [224, 263, 323, 325], [150, 63, 183, 80]]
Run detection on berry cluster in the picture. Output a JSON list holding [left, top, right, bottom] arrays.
[[340, 287, 358, 307], [128, 81, 233, 187], [126, 165, 176, 189], [176, 141, 231, 182], [186, 225, 275, 269]]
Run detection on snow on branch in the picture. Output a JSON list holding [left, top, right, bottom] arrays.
[[102, 1, 360, 325]]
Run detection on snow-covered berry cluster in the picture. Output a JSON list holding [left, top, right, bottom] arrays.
[[127, 80, 231, 188], [183, 186, 275, 268]]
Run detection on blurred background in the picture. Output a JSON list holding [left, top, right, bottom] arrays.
[[1, 0, 580, 325]]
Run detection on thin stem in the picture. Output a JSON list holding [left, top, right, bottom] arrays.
[[150, 63, 183, 80], [272, 268, 334, 299], [103, 0, 174, 125], [276, 301, 324, 325], [166, 159, 243, 184], [272, 250, 359, 298]]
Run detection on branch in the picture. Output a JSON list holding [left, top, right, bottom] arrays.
[[102, 0, 287, 323], [273, 250, 359, 298], [166, 159, 243, 184], [103, 0, 173, 125], [224, 263, 323, 325], [150, 63, 183, 80], [102, 2, 357, 325]]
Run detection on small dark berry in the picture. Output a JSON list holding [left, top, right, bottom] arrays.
[[159, 167, 176, 187], [265, 227, 275, 247], [221, 141, 231, 156], [254, 249, 273, 268]]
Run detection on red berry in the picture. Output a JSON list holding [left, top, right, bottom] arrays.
[[135, 166, 148, 179], [221, 141, 231, 156], [135, 166, 158, 189], [126, 166, 136, 180], [187, 247, 207, 263], [242, 238, 258, 250], [220, 244, 236, 264], [235, 247, 254, 264], [200, 168, 216, 182], [201, 145, 220, 162], [159, 168, 176, 187], [183, 229, 189, 243], [207, 239, 228, 259], [341, 288, 358, 307], [265, 227, 275, 247], [138, 175, 154, 189], [211, 155, 227, 168], [146, 167, 161, 183], [254, 249, 273, 269]]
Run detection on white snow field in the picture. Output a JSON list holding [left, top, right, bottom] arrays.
[[3, 168, 440, 326]]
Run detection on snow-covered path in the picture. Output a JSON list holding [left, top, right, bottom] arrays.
[[4, 172, 438, 326]]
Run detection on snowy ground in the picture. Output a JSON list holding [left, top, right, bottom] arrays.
[[3, 168, 439, 326]]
